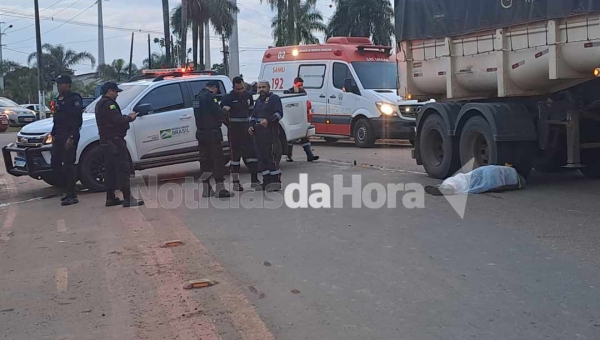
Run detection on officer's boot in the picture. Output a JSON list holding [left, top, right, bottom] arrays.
[[122, 188, 145, 207], [249, 165, 262, 189], [304, 144, 320, 162], [232, 173, 244, 192], [202, 181, 215, 198], [105, 191, 124, 207], [215, 182, 234, 198], [286, 144, 294, 162]]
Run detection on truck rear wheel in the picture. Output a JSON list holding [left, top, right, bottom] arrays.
[[353, 118, 376, 148], [460, 116, 533, 178], [79, 144, 107, 192], [419, 114, 460, 179]]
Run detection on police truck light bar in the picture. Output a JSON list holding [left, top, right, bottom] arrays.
[[142, 67, 189, 75]]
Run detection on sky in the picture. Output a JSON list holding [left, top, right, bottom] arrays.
[[0, 0, 346, 82]]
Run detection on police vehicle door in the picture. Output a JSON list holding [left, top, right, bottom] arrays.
[[132, 83, 196, 159]]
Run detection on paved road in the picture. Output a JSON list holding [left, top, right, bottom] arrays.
[[1, 131, 600, 340]]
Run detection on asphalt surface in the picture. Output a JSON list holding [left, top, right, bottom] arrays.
[[1, 132, 600, 340]]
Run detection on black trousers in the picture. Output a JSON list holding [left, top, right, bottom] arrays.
[[228, 123, 258, 177], [255, 125, 281, 183], [51, 137, 77, 195], [103, 138, 132, 196], [197, 129, 226, 184]]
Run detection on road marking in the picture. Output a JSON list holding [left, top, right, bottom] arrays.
[[0, 196, 47, 208], [0, 205, 17, 242], [56, 219, 67, 233], [56, 268, 68, 292], [0, 174, 18, 198]]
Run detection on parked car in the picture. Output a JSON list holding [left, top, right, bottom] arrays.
[[20, 103, 51, 120], [0, 97, 37, 126], [0, 114, 9, 132]]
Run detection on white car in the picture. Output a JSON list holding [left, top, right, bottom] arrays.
[[20, 103, 51, 115], [2, 70, 315, 191], [0, 97, 37, 126]]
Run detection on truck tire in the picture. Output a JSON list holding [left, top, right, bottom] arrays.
[[419, 114, 460, 179], [353, 118, 376, 148], [79, 144, 107, 192], [460, 116, 533, 178]]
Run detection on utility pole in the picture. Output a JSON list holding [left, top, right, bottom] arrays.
[[128, 32, 134, 78], [97, 0, 105, 66], [147, 34, 152, 69], [34, 0, 46, 119], [221, 36, 229, 76], [0, 18, 14, 91], [204, 22, 211, 71], [228, 0, 240, 77]]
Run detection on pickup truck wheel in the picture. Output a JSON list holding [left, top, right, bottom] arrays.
[[79, 144, 107, 192], [420, 114, 460, 179], [353, 118, 376, 148]]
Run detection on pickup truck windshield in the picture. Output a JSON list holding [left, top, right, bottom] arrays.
[[84, 84, 148, 113], [351, 62, 397, 90]]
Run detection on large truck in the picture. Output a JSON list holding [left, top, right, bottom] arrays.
[[395, 0, 600, 179]]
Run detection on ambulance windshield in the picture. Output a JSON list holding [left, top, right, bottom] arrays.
[[351, 62, 397, 90]]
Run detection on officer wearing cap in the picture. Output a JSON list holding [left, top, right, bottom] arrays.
[[52, 75, 84, 206], [95, 82, 144, 207], [283, 77, 319, 163], [194, 81, 233, 198]]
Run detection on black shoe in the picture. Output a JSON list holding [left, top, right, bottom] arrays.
[[202, 185, 215, 198], [308, 155, 320, 162], [61, 196, 79, 206], [265, 182, 282, 192], [215, 183, 234, 198], [105, 197, 124, 207], [233, 182, 244, 192], [251, 181, 263, 190], [60, 193, 69, 202], [123, 199, 145, 207], [286, 157, 294, 162]]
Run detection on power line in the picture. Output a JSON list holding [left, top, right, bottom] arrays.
[[50, 0, 84, 17], [15, 33, 130, 49], [7, 0, 73, 33]]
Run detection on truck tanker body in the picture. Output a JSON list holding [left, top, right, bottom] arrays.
[[394, 0, 600, 179]]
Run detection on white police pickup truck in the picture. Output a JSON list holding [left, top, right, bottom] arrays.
[[2, 70, 315, 192]]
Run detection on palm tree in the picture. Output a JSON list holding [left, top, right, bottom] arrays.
[[143, 53, 168, 69], [27, 44, 96, 78], [270, 0, 325, 45], [172, 0, 239, 69], [162, 0, 172, 65], [97, 59, 137, 82], [327, 0, 394, 46], [261, 0, 290, 46], [0, 61, 38, 103]]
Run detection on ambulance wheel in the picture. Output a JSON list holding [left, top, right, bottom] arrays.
[[353, 118, 376, 148], [79, 144, 107, 192]]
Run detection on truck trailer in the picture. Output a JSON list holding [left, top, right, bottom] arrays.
[[395, 0, 600, 179]]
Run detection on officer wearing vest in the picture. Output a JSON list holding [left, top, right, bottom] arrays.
[[95, 82, 144, 207], [194, 81, 233, 198], [52, 75, 84, 206], [249, 80, 283, 192], [220, 76, 260, 191], [283, 77, 319, 163]]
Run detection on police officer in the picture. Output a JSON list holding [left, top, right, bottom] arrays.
[[249, 80, 283, 192], [194, 81, 233, 198], [52, 75, 84, 206], [95, 82, 144, 207], [283, 77, 319, 163], [221, 77, 261, 191]]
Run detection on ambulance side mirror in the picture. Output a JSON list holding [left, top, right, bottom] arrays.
[[135, 103, 153, 116], [343, 78, 360, 95]]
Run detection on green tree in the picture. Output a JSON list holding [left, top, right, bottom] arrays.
[[97, 59, 138, 82], [270, 0, 325, 45], [27, 44, 96, 90], [143, 53, 168, 69], [211, 63, 226, 75], [0, 61, 38, 104], [327, 0, 394, 46], [71, 80, 99, 97], [171, 0, 239, 69]]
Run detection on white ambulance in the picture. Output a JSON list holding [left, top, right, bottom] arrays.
[[259, 37, 427, 147]]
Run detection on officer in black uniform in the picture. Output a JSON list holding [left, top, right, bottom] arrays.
[[52, 75, 84, 206], [194, 81, 233, 198], [249, 80, 283, 192], [95, 82, 144, 207], [220, 76, 261, 191], [283, 77, 319, 163]]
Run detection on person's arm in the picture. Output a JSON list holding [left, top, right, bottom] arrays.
[[268, 95, 284, 123], [68, 94, 84, 139], [108, 102, 133, 127], [207, 93, 224, 116]]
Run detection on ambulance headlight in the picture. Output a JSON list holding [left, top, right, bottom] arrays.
[[377, 102, 397, 116]]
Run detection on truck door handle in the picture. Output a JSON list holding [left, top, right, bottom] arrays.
[[330, 95, 337, 99], [319, 94, 326, 98], [180, 114, 192, 120]]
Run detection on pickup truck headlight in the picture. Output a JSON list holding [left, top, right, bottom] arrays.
[[43, 134, 53, 145], [376, 102, 397, 116]]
